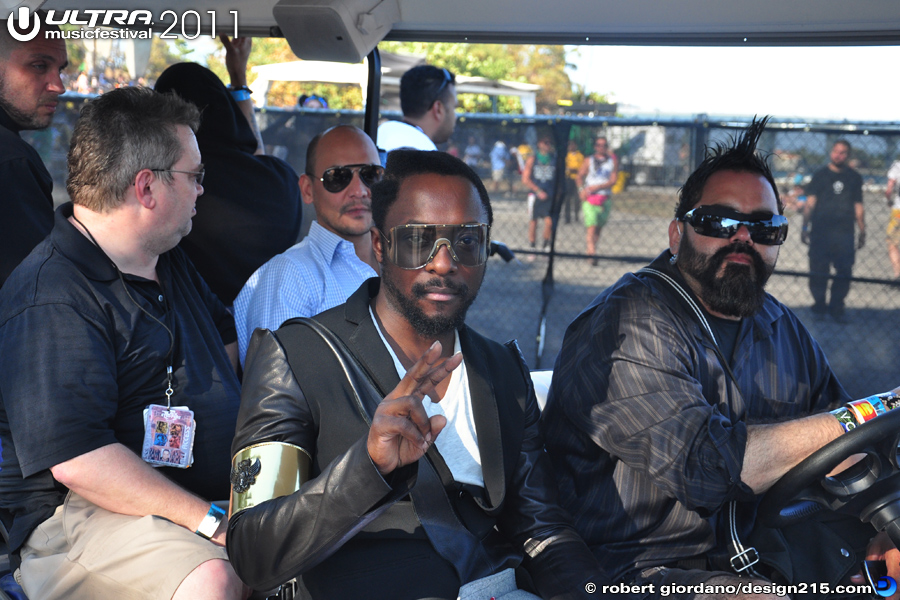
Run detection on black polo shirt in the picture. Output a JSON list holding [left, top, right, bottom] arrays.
[[0, 203, 241, 551], [0, 106, 54, 289]]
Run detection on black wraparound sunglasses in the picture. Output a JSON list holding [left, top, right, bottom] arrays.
[[679, 207, 789, 246]]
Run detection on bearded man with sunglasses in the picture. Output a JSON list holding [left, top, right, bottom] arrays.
[[542, 118, 900, 600], [227, 150, 608, 599], [234, 125, 383, 365]]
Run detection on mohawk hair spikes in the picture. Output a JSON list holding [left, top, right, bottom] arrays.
[[735, 115, 770, 157], [675, 115, 783, 218]]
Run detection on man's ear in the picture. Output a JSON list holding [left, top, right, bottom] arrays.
[[372, 227, 384, 264], [430, 98, 445, 124], [133, 169, 157, 209], [668, 219, 682, 256], [299, 173, 315, 206]]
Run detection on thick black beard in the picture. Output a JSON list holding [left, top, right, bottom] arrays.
[[677, 237, 774, 318], [380, 266, 481, 338]]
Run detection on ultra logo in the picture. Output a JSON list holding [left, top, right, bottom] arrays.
[[6, 7, 237, 42], [6, 7, 40, 42]]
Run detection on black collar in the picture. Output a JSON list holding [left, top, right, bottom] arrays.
[[50, 203, 167, 284], [0, 106, 23, 135], [334, 278, 507, 505], [51, 203, 120, 281]]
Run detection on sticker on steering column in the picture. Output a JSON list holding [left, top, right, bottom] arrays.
[[847, 397, 885, 424]]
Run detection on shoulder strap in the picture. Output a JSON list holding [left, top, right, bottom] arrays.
[[286, 317, 498, 584], [637, 267, 742, 385], [636, 269, 762, 577], [288, 317, 378, 423]]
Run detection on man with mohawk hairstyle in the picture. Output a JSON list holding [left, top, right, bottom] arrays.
[[542, 117, 900, 600]]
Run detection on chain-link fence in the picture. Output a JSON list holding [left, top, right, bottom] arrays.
[[456, 115, 900, 401], [27, 101, 900, 398]]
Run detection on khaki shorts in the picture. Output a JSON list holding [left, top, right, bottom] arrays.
[[19, 492, 229, 600]]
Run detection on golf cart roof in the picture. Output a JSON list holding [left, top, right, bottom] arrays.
[[29, 0, 900, 64]]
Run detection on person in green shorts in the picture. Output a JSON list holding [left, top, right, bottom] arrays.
[[577, 136, 618, 265]]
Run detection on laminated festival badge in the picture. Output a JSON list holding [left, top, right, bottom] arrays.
[[141, 404, 196, 468]]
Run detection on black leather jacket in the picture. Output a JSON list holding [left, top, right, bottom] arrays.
[[227, 279, 608, 599]]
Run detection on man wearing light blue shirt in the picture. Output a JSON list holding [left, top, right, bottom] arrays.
[[234, 126, 382, 364]]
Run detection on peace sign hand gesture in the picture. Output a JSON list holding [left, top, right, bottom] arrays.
[[367, 341, 462, 475]]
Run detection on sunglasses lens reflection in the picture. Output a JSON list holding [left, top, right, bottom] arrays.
[[359, 166, 384, 188], [389, 225, 489, 269], [321, 165, 384, 193], [684, 212, 788, 245]]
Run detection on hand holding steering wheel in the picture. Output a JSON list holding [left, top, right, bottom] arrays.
[[759, 407, 900, 534]]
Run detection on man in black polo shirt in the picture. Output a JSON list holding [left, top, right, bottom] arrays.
[[0, 88, 247, 600], [0, 13, 68, 287]]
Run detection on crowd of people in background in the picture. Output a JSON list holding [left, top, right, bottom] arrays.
[[451, 132, 621, 261], [65, 68, 150, 95], [40, 42, 900, 286], [27, 64, 900, 285]]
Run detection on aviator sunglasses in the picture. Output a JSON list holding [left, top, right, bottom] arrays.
[[678, 207, 789, 246], [315, 164, 384, 193], [381, 223, 490, 270]]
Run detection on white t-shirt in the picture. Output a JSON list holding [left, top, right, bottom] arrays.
[[369, 308, 484, 487], [377, 120, 438, 153], [585, 154, 616, 198], [888, 160, 900, 210]]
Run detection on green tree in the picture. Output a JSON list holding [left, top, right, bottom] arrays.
[[145, 36, 194, 81], [61, 26, 85, 79], [571, 84, 611, 105], [377, 41, 575, 114], [63, 32, 186, 86], [206, 38, 363, 109]]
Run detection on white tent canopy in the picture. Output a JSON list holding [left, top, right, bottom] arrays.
[[250, 60, 375, 106], [249, 57, 541, 115], [454, 76, 540, 115]]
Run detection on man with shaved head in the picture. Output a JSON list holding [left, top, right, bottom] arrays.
[[0, 12, 67, 286], [234, 125, 383, 365]]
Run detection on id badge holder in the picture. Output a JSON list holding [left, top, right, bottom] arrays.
[[141, 404, 196, 468]]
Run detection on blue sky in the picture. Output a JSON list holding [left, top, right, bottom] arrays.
[[566, 45, 900, 122]]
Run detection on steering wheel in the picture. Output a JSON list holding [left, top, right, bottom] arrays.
[[758, 407, 900, 531]]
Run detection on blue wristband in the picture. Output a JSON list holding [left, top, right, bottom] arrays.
[[229, 86, 251, 102]]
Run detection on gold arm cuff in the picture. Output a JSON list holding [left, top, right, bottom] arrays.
[[229, 442, 311, 516]]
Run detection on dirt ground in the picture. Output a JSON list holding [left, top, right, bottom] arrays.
[[468, 186, 900, 398]]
